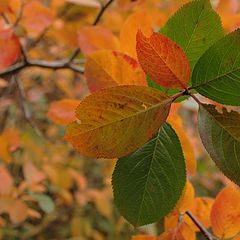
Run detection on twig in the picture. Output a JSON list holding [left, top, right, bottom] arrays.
[[13, 76, 43, 137], [1, 13, 10, 24], [13, 0, 24, 27], [93, 0, 114, 25], [186, 211, 214, 240], [189, 92, 203, 106]]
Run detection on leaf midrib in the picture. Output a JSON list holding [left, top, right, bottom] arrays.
[[70, 98, 172, 137], [203, 106, 240, 143], [192, 67, 240, 90]]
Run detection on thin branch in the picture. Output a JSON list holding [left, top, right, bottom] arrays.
[[1, 13, 10, 24], [189, 92, 203, 106], [93, 0, 114, 25], [185, 211, 214, 240], [13, 0, 24, 27], [13, 76, 43, 137]]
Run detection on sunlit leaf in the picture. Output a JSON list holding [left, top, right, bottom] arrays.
[[85, 50, 146, 92], [65, 85, 172, 158], [136, 31, 190, 89], [161, 0, 224, 69], [120, 11, 153, 58], [211, 186, 240, 239]]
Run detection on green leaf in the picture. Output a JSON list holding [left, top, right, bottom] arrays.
[[161, 0, 224, 70], [31, 193, 55, 213], [192, 30, 240, 106], [112, 123, 186, 226], [198, 104, 240, 186]]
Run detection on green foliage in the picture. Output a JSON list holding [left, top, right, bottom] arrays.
[[161, 0, 224, 69], [198, 104, 240, 186], [192, 30, 240, 105], [112, 123, 186, 226]]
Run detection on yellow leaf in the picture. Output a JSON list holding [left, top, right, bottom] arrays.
[[65, 85, 171, 158], [120, 11, 153, 58], [85, 50, 146, 92], [211, 186, 240, 239]]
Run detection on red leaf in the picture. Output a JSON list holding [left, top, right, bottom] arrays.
[[0, 27, 21, 71], [136, 31, 190, 89]]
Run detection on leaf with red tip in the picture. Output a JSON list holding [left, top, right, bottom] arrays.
[[136, 31, 191, 89]]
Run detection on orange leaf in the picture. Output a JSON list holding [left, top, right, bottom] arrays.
[[159, 222, 195, 240], [211, 186, 240, 239], [0, 1, 9, 12], [118, 0, 144, 11], [120, 11, 153, 58], [23, 161, 46, 184], [85, 50, 146, 92], [164, 181, 195, 231], [168, 107, 196, 176], [136, 31, 190, 89], [48, 99, 80, 125], [78, 26, 119, 55], [0, 27, 20, 71], [8, 199, 28, 223], [21, 1, 55, 38], [0, 166, 13, 195], [191, 197, 214, 231], [132, 236, 158, 240]]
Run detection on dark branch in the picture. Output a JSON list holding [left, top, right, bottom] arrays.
[[185, 211, 214, 240], [93, 0, 114, 25]]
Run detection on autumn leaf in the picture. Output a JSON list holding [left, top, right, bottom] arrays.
[[0, 1, 9, 12], [48, 99, 80, 125], [136, 31, 191, 89], [0, 27, 21, 71], [211, 186, 240, 239], [21, 1, 55, 38], [65, 85, 172, 158], [159, 222, 196, 240], [118, 0, 144, 11], [78, 26, 119, 55], [119, 11, 153, 58], [85, 50, 146, 92], [132, 236, 158, 240], [0, 167, 13, 195], [168, 106, 196, 176]]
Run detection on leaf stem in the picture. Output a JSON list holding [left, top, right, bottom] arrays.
[[185, 211, 214, 240], [189, 92, 203, 106]]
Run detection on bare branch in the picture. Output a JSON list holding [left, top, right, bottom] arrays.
[[93, 0, 114, 25], [185, 211, 214, 240]]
